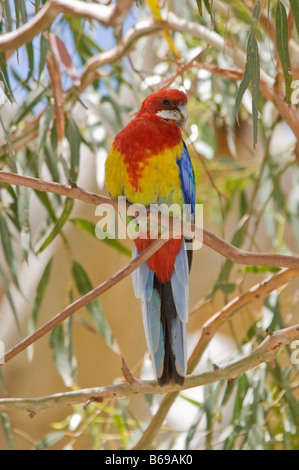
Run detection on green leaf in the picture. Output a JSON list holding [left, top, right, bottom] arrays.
[[235, 59, 251, 119], [3, 1, 12, 32], [196, 0, 203, 16], [276, 0, 293, 102], [290, 0, 299, 37], [215, 282, 236, 293], [247, 33, 260, 147], [25, 41, 34, 81], [66, 117, 81, 182], [18, 184, 31, 262], [233, 373, 249, 420], [19, 0, 27, 23], [1, 412, 17, 450], [235, 3, 260, 147], [225, 0, 253, 24], [37, 106, 54, 151], [217, 219, 247, 284], [39, 34, 49, 80], [27, 257, 54, 360], [44, 139, 61, 182], [70, 218, 131, 257], [34, 431, 65, 450], [0, 263, 20, 335], [0, 212, 19, 288], [37, 106, 54, 152], [203, 0, 211, 15], [50, 318, 77, 387], [72, 261, 120, 354], [14, 0, 20, 29], [36, 198, 73, 254], [11, 86, 47, 125], [0, 54, 15, 103]]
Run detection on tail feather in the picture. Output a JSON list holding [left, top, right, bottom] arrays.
[[132, 240, 190, 385]]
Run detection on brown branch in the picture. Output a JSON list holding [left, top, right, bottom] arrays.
[[0, 0, 134, 53], [2, 171, 299, 271], [2, 238, 167, 365], [1, 324, 298, 414]]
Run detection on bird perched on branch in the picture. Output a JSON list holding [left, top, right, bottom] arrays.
[[105, 89, 195, 385]]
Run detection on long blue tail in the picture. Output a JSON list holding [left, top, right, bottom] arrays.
[[132, 240, 190, 385]]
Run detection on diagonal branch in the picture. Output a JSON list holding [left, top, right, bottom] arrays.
[[0, 324, 298, 414], [2, 238, 167, 365]]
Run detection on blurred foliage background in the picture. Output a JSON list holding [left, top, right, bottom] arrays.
[[0, 0, 299, 450]]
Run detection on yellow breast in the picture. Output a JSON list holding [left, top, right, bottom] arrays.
[[105, 142, 184, 207]]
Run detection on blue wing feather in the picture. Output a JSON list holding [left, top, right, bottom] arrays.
[[176, 142, 196, 216]]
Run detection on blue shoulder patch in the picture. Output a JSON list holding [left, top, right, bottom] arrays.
[[176, 142, 196, 216]]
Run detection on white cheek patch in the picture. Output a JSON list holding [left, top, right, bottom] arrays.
[[156, 109, 182, 121]]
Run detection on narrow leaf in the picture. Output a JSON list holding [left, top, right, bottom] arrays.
[[66, 117, 81, 182], [34, 431, 65, 450], [235, 59, 251, 119], [18, 184, 31, 262], [290, 0, 299, 37], [27, 257, 54, 360], [247, 33, 260, 147], [1, 413, 17, 450], [50, 318, 77, 388], [46, 51, 65, 154], [0, 54, 15, 103], [49, 33, 80, 86], [72, 261, 120, 354], [70, 218, 131, 257], [3, 1, 12, 31], [0, 212, 19, 288], [0, 264, 20, 335], [14, 0, 20, 29], [276, 0, 293, 102], [25, 41, 34, 81], [196, 0, 203, 16], [36, 198, 73, 254], [37, 106, 54, 152], [11, 86, 45, 124], [39, 34, 49, 80]]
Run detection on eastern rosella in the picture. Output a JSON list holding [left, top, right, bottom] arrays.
[[105, 89, 195, 385]]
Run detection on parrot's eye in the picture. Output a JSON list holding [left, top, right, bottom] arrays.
[[162, 99, 171, 106]]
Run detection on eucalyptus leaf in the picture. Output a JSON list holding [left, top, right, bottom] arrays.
[[27, 257, 54, 360], [36, 198, 73, 254], [290, 0, 299, 38], [70, 218, 131, 257], [276, 0, 293, 102], [0, 212, 19, 288], [1, 413, 17, 450]]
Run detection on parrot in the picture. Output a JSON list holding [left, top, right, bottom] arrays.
[[105, 89, 195, 385]]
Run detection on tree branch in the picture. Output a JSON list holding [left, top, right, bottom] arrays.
[[1, 171, 299, 270], [0, 0, 134, 53], [2, 238, 167, 365], [0, 324, 298, 414]]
